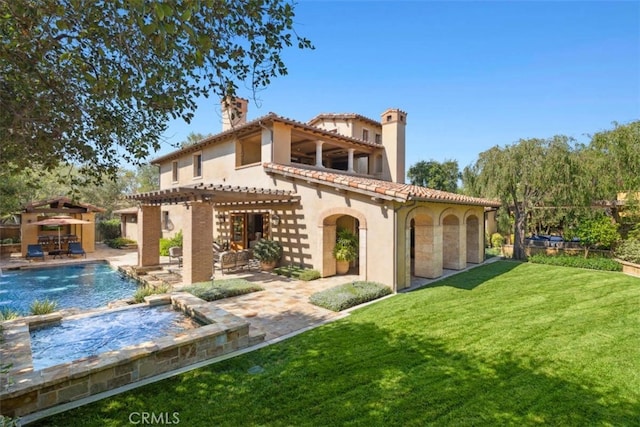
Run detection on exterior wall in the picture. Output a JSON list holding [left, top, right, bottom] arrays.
[[121, 214, 139, 241], [138, 206, 161, 267], [380, 109, 406, 184], [20, 213, 39, 256]]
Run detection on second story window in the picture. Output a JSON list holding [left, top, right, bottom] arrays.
[[375, 134, 381, 144], [362, 129, 369, 141], [193, 153, 202, 178], [171, 161, 178, 182]]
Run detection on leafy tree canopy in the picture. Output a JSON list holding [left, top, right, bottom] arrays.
[[407, 159, 460, 193], [0, 0, 312, 183]]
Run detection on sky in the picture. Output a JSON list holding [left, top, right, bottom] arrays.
[[157, 0, 640, 171]]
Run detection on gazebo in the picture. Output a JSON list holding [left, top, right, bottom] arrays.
[[20, 197, 105, 256]]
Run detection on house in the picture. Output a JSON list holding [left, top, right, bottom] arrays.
[[128, 99, 500, 291]]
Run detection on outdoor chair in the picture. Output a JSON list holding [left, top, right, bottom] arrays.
[[26, 244, 45, 260], [169, 246, 183, 267], [68, 242, 86, 258]]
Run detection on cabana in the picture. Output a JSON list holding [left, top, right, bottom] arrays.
[[20, 197, 105, 256]]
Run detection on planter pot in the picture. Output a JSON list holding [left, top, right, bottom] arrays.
[[260, 261, 277, 271], [336, 260, 350, 275]]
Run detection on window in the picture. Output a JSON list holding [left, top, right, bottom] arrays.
[[386, 115, 392, 122], [171, 161, 178, 182], [375, 134, 381, 144], [193, 153, 202, 178], [362, 129, 369, 141]]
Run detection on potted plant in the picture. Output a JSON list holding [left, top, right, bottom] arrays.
[[252, 238, 282, 271], [333, 228, 358, 274]]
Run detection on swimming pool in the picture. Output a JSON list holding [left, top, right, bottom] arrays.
[[0, 262, 139, 315], [30, 305, 201, 371]]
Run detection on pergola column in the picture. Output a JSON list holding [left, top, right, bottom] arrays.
[[137, 205, 161, 267], [315, 141, 324, 167], [347, 148, 355, 173], [183, 201, 213, 284]]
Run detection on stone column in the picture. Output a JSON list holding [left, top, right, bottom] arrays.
[[183, 202, 213, 284], [137, 205, 161, 267], [315, 141, 324, 168], [347, 148, 355, 173]]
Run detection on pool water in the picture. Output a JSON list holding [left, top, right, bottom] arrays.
[[30, 305, 200, 371], [0, 263, 138, 315]]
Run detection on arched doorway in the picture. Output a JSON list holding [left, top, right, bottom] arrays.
[[319, 209, 367, 278]]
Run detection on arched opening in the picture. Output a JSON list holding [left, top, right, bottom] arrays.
[[466, 215, 481, 263], [320, 209, 366, 278], [442, 214, 462, 270]]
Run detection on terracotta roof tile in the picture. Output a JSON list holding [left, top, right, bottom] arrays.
[[263, 163, 501, 207]]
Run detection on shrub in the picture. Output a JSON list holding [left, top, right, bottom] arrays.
[[615, 239, 640, 264], [528, 254, 622, 271], [272, 265, 320, 281], [106, 237, 136, 249], [184, 279, 263, 302], [98, 219, 121, 241], [333, 228, 358, 262], [159, 230, 183, 256], [490, 233, 505, 248], [309, 281, 392, 312], [628, 223, 640, 241], [0, 307, 20, 321], [133, 284, 171, 303], [252, 239, 282, 263], [1, 238, 13, 244], [298, 269, 321, 281], [29, 299, 58, 315]]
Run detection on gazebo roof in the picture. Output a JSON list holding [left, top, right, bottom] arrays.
[[22, 197, 106, 214]]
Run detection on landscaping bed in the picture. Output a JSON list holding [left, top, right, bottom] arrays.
[[183, 278, 263, 302]]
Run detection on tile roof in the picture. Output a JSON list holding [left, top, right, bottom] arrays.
[[263, 163, 501, 207]]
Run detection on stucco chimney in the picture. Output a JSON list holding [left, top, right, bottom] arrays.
[[380, 108, 407, 184], [221, 97, 248, 131]]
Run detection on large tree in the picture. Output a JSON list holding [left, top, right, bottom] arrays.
[[407, 159, 461, 193], [0, 0, 312, 182], [468, 136, 587, 260]]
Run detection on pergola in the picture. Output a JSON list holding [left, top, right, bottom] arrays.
[[127, 184, 299, 283]]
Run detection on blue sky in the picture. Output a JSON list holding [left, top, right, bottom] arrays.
[[158, 0, 640, 171]]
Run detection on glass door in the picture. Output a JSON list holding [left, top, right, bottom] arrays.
[[230, 214, 246, 250]]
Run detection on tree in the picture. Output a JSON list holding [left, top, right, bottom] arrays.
[[0, 1, 312, 183], [134, 164, 160, 193], [574, 215, 619, 258], [180, 132, 212, 148], [470, 136, 587, 260], [407, 159, 461, 193]]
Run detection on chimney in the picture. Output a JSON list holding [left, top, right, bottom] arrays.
[[380, 108, 407, 184], [221, 97, 249, 131]]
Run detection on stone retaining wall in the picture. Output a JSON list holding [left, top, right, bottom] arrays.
[[0, 293, 263, 418], [619, 259, 640, 278]]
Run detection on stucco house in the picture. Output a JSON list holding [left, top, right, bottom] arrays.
[[129, 99, 500, 291]]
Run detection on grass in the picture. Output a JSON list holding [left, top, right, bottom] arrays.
[[33, 261, 640, 426], [29, 299, 58, 315], [183, 278, 263, 302]]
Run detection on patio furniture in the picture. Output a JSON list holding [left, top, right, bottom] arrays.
[[217, 249, 254, 273], [26, 244, 45, 260], [68, 242, 86, 258], [48, 249, 66, 259], [169, 246, 183, 267]]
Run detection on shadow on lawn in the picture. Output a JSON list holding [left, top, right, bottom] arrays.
[[36, 319, 639, 427], [417, 260, 523, 291]]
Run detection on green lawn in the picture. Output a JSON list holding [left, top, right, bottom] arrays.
[[33, 262, 640, 426]]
